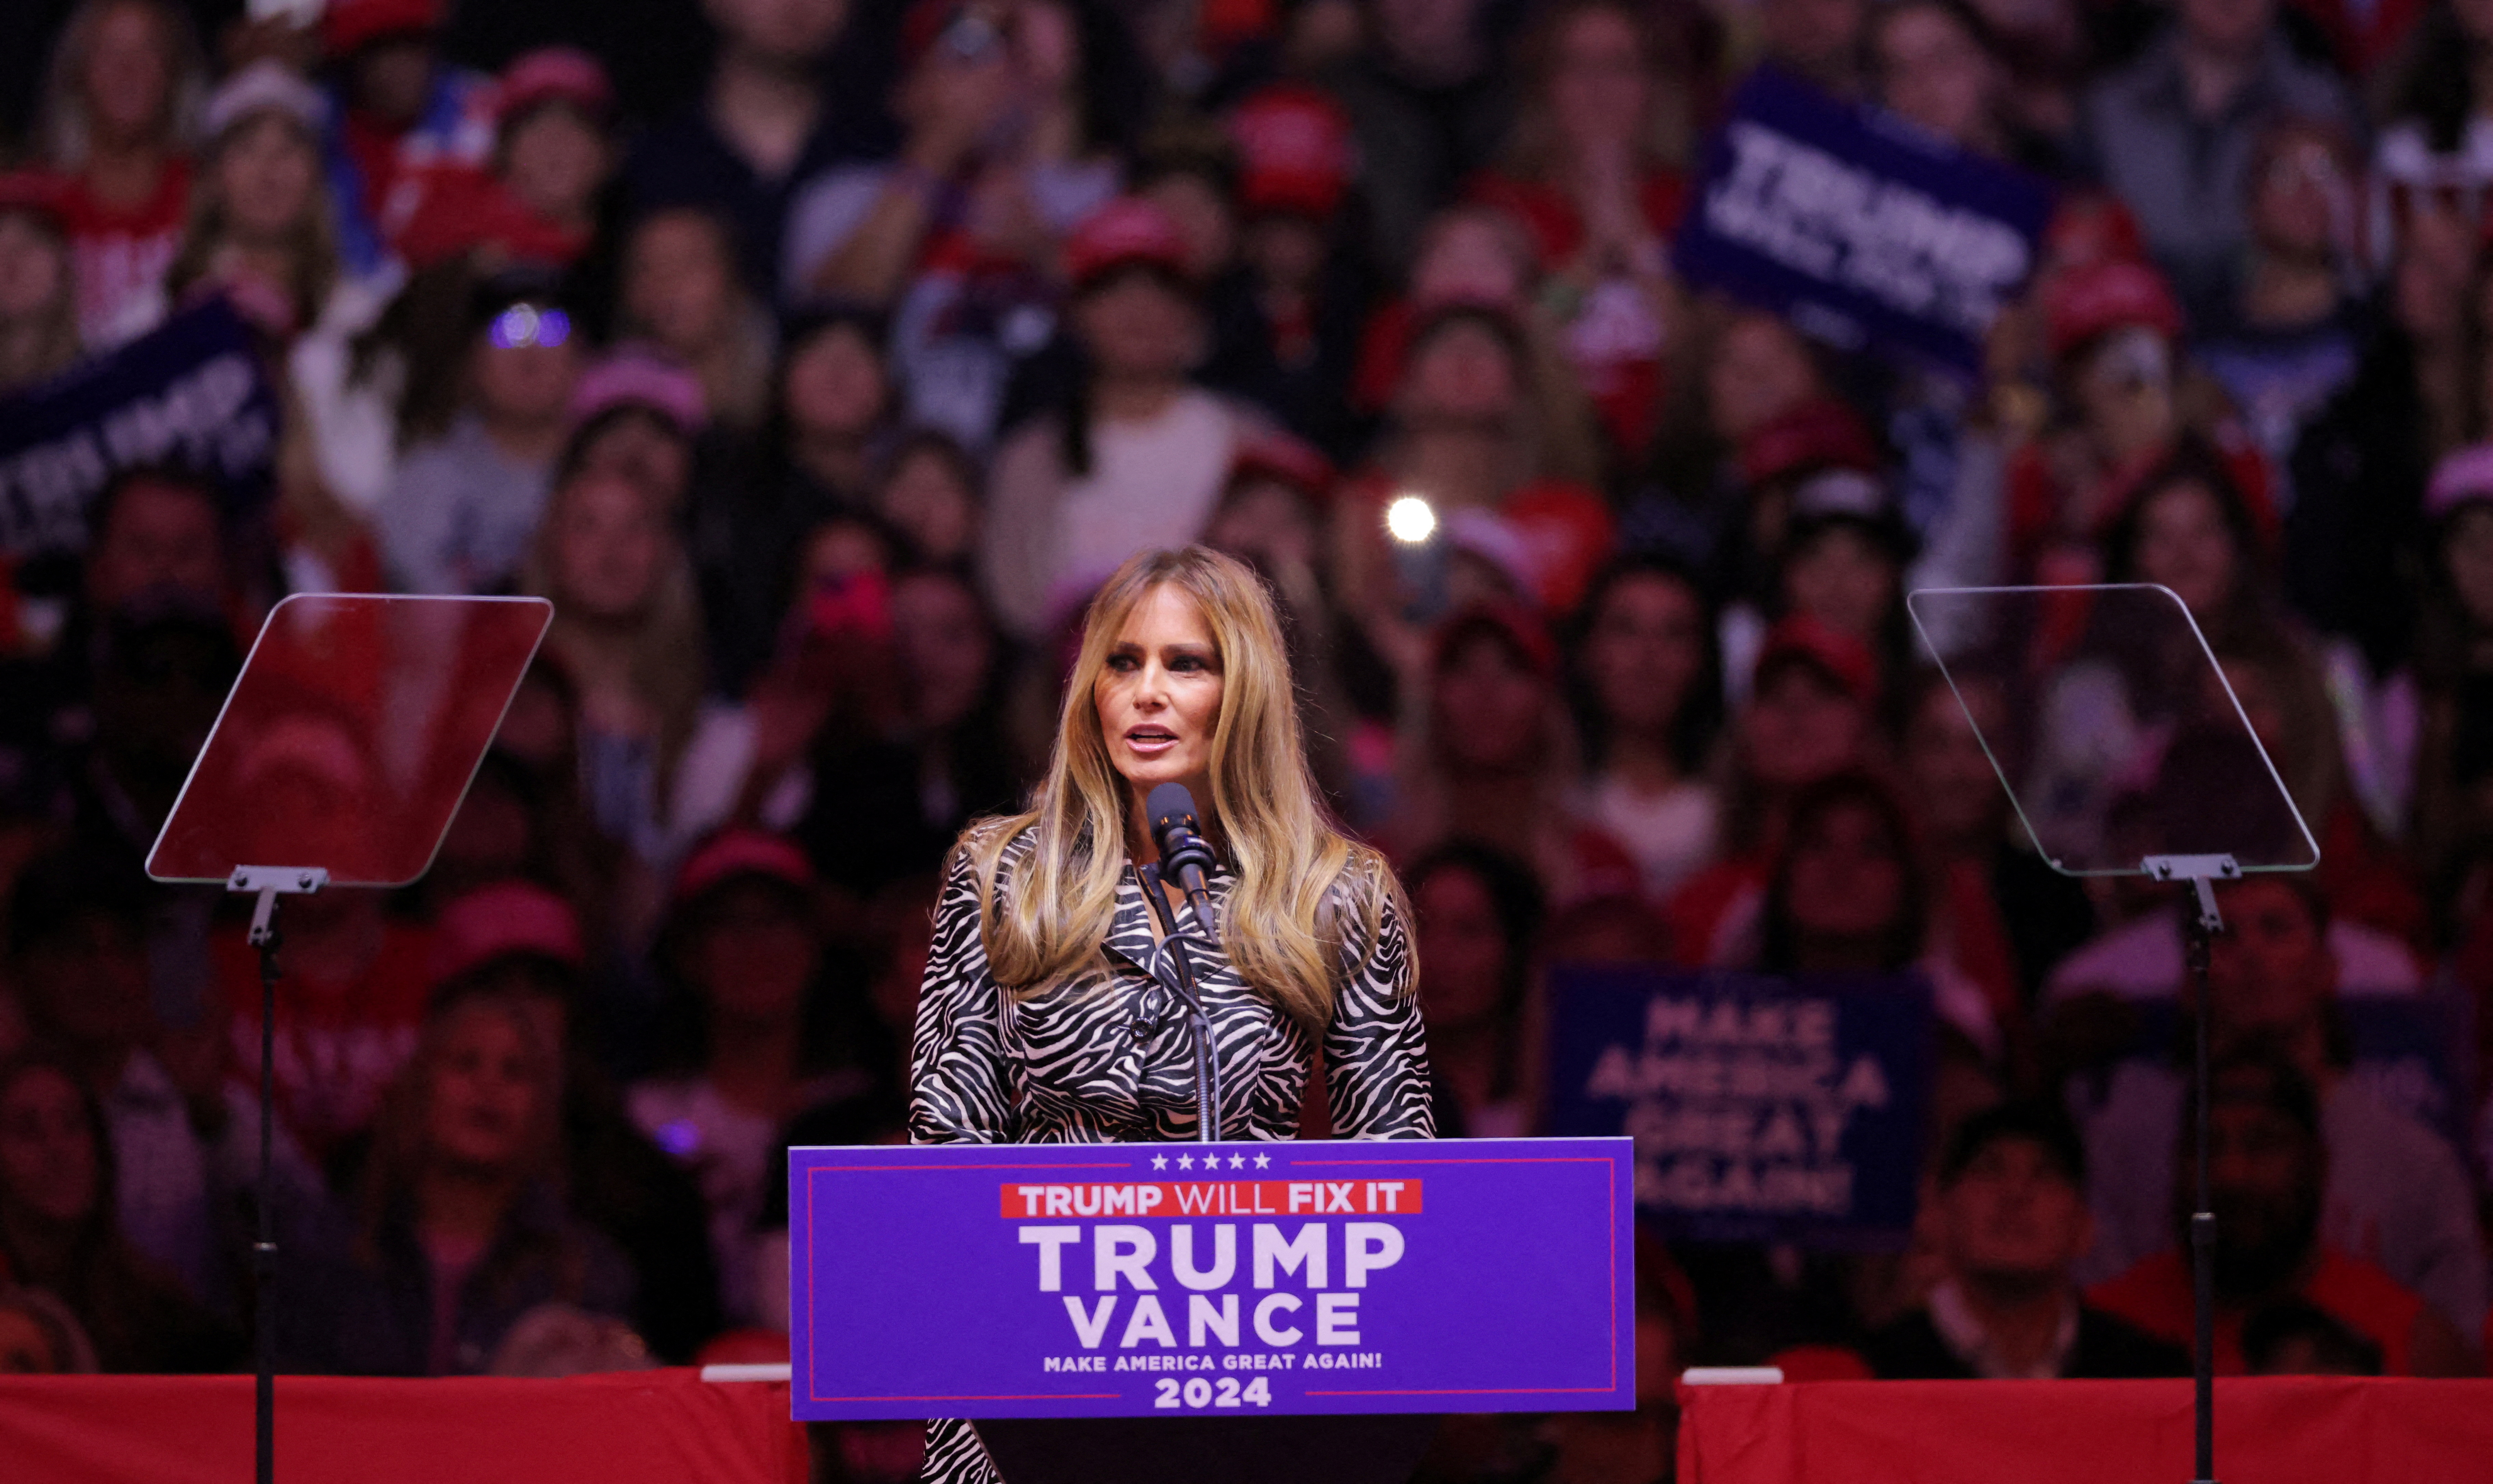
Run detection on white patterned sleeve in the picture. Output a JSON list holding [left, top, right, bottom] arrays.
[[907, 851, 1015, 1145], [1323, 877, 1436, 1140]]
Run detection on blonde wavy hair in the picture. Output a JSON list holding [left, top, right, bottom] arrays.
[[963, 546, 1403, 1030]]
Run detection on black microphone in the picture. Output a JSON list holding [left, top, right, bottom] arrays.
[[1146, 783, 1219, 939]]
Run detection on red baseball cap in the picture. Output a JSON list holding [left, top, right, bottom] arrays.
[[1738, 398, 1883, 487], [1227, 433, 1335, 504], [497, 47, 613, 128], [430, 880, 585, 987], [1228, 84, 1353, 220], [0, 170, 71, 231], [1501, 480, 1617, 614], [571, 346, 707, 433], [1753, 615, 1879, 709], [2043, 258, 2182, 359], [2039, 193, 2149, 275], [671, 828, 816, 907], [393, 166, 588, 269], [1065, 197, 1194, 289], [1431, 601, 1560, 679], [323, 0, 444, 57]]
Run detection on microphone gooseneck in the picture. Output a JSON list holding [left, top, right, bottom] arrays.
[[1143, 783, 1222, 1142]]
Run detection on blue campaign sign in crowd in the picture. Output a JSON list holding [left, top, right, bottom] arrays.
[[0, 299, 277, 558], [1675, 68, 2056, 376], [1545, 966, 1935, 1248]]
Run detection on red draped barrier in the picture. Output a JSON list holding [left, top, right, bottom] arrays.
[[0, 1369, 799, 1484], [1677, 1377, 2493, 1484]]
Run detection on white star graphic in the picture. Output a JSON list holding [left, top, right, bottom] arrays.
[[1253, 1153, 1270, 1169], [1177, 1154, 1194, 1169], [1151, 1154, 1168, 1170], [1229, 1154, 1245, 1169]]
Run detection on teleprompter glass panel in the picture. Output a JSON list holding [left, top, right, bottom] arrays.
[[146, 594, 552, 886], [1904, 584, 2317, 877]]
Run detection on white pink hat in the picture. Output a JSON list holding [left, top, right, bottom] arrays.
[[2427, 443, 2493, 520]]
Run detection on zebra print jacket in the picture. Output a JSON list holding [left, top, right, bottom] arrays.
[[908, 830, 1433, 1481], [908, 833, 1434, 1146]]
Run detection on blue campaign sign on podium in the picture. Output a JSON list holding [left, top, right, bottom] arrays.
[[786, 1138, 1634, 1421]]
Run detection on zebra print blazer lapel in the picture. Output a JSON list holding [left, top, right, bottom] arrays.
[[1099, 862, 1231, 993]]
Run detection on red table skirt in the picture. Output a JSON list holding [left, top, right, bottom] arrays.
[[1677, 1376, 2493, 1484], [0, 1369, 798, 1484]]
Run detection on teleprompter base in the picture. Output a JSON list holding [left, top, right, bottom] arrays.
[[972, 1413, 1442, 1484]]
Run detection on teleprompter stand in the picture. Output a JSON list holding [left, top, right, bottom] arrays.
[[973, 1413, 1442, 1484], [1907, 583, 2322, 1484], [146, 594, 552, 1484], [2145, 853, 2241, 1484], [231, 865, 326, 1484]]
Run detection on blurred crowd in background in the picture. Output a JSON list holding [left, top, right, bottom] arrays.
[[5, 0, 2493, 1474]]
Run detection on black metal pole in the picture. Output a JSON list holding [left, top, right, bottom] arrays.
[[254, 903, 281, 1484], [2185, 895, 2217, 1484], [1161, 931, 1221, 1145], [1138, 864, 1221, 1143]]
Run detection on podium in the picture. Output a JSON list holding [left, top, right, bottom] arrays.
[[786, 1137, 1635, 1482], [144, 593, 554, 1484]]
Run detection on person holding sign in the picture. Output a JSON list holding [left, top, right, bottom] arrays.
[[1467, 0, 1690, 456], [908, 544, 1434, 1484]]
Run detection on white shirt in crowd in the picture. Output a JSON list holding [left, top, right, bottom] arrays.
[[1581, 774, 1719, 902]]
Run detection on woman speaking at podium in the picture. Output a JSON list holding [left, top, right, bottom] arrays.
[[908, 545, 1435, 1483]]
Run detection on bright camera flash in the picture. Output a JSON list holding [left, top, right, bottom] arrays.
[[1385, 495, 1437, 545]]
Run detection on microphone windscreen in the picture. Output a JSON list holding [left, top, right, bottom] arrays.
[[1146, 782, 1198, 833]]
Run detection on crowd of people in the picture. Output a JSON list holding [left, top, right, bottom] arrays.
[[5, 0, 2493, 1474]]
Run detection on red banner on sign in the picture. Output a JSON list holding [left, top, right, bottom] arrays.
[[998, 1180, 1424, 1218]]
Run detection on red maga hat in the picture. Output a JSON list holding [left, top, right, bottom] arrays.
[[393, 167, 587, 270], [1228, 84, 1353, 220], [2039, 193, 2149, 275], [2043, 258, 2182, 359], [1227, 432, 1335, 503], [430, 880, 586, 987], [497, 47, 613, 126], [1737, 398, 1883, 487], [323, 0, 444, 56], [1065, 197, 1194, 288], [1430, 600, 1560, 679], [1753, 614, 1879, 709], [671, 828, 816, 907], [0, 170, 71, 230]]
